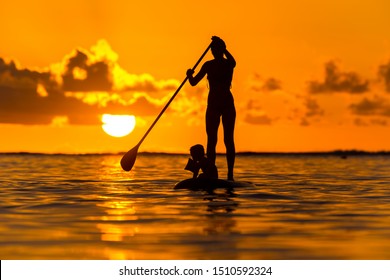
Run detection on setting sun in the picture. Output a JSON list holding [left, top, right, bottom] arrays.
[[101, 114, 136, 137]]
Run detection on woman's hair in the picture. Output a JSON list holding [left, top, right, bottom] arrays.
[[211, 40, 225, 58]]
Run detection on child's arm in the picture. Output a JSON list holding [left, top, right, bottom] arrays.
[[185, 158, 199, 179], [192, 168, 199, 179]]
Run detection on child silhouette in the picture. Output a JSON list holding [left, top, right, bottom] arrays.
[[185, 144, 218, 179]]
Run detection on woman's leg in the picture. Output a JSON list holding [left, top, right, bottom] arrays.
[[206, 108, 220, 165], [222, 105, 236, 180]]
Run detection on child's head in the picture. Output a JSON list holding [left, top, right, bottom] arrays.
[[190, 144, 205, 161]]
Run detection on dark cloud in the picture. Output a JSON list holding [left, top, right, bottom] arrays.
[[305, 98, 324, 117], [300, 118, 310, 126], [308, 61, 369, 94], [371, 119, 388, 126], [354, 118, 368, 126], [297, 99, 324, 126], [349, 96, 390, 117], [378, 61, 390, 92], [244, 99, 273, 125], [250, 74, 282, 92], [262, 78, 282, 91], [0, 58, 53, 89], [0, 38, 197, 126], [354, 117, 388, 127], [246, 99, 262, 110], [244, 114, 272, 125], [0, 58, 69, 124], [0, 57, 103, 125], [0, 85, 100, 125], [62, 50, 113, 92], [0, 49, 170, 125], [0, 82, 162, 125]]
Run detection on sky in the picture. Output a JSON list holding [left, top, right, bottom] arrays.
[[1, 0, 390, 154]]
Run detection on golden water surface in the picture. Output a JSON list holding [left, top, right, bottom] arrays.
[[1, 154, 390, 259]]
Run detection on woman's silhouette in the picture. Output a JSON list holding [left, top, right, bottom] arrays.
[[186, 36, 236, 181]]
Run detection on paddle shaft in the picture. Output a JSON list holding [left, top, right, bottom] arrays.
[[136, 42, 212, 147]]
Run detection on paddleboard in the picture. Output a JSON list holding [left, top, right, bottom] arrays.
[[174, 178, 255, 190]]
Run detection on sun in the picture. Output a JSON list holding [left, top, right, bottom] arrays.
[[101, 114, 136, 137]]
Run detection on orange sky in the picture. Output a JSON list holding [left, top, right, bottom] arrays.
[[1, 0, 390, 153]]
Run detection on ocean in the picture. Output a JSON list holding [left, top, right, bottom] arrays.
[[1, 153, 390, 259]]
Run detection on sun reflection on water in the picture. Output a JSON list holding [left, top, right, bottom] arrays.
[[96, 198, 139, 242]]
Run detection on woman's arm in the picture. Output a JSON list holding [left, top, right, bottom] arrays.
[[212, 35, 236, 67], [187, 62, 208, 86], [224, 49, 236, 67]]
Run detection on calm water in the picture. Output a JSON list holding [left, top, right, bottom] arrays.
[[1, 153, 390, 260]]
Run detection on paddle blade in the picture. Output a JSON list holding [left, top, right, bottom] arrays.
[[120, 145, 139, 171]]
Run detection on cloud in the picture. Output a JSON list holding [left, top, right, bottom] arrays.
[[300, 118, 310, 126], [0, 58, 83, 124], [294, 98, 325, 126], [249, 74, 282, 92], [308, 61, 369, 94], [241, 98, 274, 125], [0, 85, 100, 125], [241, 60, 390, 127], [241, 84, 308, 126], [354, 117, 388, 127], [242, 73, 330, 126], [371, 118, 388, 126], [62, 50, 112, 92], [354, 118, 367, 126], [305, 98, 324, 118], [244, 113, 273, 125], [246, 99, 262, 111], [378, 61, 390, 92], [261, 78, 282, 91], [0, 40, 197, 126], [113, 70, 179, 93], [349, 96, 390, 117], [0, 58, 53, 90], [0, 60, 100, 125]]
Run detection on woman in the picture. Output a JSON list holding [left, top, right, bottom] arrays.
[[186, 36, 236, 181]]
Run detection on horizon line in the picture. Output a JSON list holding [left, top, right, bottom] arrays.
[[1, 149, 390, 156]]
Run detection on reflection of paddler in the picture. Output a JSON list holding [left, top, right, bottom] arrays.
[[186, 36, 236, 181], [185, 144, 218, 179]]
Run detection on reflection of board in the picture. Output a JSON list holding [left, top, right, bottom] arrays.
[[174, 178, 255, 190]]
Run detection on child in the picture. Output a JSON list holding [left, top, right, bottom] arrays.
[[185, 144, 218, 179]]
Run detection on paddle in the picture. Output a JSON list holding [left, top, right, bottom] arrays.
[[120, 41, 212, 171]]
